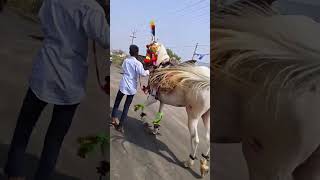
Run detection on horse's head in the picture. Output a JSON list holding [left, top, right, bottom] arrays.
[[144, 42, 170, 68]]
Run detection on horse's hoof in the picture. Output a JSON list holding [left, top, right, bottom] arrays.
[[152, 127, 160, 135], [152, 130, 161, 136], [200, 158, 209, 178], [200, 166, 209, 178]]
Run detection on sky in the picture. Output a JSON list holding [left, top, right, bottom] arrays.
[[110, 0, 210, 63]]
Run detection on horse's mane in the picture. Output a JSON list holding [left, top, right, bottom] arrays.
[[149, 64, 210, 96], [213, 0, 320, 93]]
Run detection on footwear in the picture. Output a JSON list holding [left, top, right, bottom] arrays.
[[109, 117, 119, 127], [115, 125, 124, 133]]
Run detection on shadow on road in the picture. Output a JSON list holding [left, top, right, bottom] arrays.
[[110, 107, 202, 179], [0, 144, 80, 180]]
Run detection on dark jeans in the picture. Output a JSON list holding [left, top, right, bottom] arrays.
[[111, 90, 134, 127], [5, 88, 79, 180]]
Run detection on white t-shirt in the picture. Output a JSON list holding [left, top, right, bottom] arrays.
[[119, 56, 150, 95]]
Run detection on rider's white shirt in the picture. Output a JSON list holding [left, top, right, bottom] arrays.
[[119, 56, 149, 95]]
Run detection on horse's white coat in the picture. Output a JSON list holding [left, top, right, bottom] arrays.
[[138, 42, 211, 173]]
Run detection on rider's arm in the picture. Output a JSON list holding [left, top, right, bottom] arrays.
[[81, 4, 109, 49], [137, 62, 150, 77]]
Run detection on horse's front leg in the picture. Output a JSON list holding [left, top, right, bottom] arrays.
[[134, 94, 157, 122], [152, 102, 164, 135]]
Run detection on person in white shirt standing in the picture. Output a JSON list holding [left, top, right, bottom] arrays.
[[111, 45, 150, 133]]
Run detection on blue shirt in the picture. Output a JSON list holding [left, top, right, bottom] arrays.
[[119, 56, 150, 95], [29, 0, 109, 105]]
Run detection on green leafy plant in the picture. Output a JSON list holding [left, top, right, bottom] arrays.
[[77, 133, 110, 179]]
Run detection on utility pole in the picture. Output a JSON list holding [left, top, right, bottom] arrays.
[[192, 43, 199, 60], [130, 30, 137, 45]]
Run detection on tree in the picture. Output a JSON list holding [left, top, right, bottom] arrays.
[[111, 50, 127, 66], [166, 48, 181, 61]]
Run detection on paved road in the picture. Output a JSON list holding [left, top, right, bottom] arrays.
[[0, 9, 109, 180], [110, 64, 211, 180], [109, 63, 251, 180]]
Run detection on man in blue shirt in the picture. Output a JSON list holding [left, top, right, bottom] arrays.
[[111, 45, 149, 133], [4, 0, 109, 179]]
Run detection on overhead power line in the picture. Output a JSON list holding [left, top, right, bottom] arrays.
[[171, 0, 207, 15]]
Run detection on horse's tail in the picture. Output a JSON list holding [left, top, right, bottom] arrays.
[[149, 64, 210, 96]]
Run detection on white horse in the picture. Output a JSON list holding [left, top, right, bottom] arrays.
[[213, 1, 320, 179], [134, 42, 211, 177]]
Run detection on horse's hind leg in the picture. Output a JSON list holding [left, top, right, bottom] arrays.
[[184, 107, 201, 168], [199, 109, 210, 178], [202, 109, 210, 158], [294, 145, 320, 180]]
